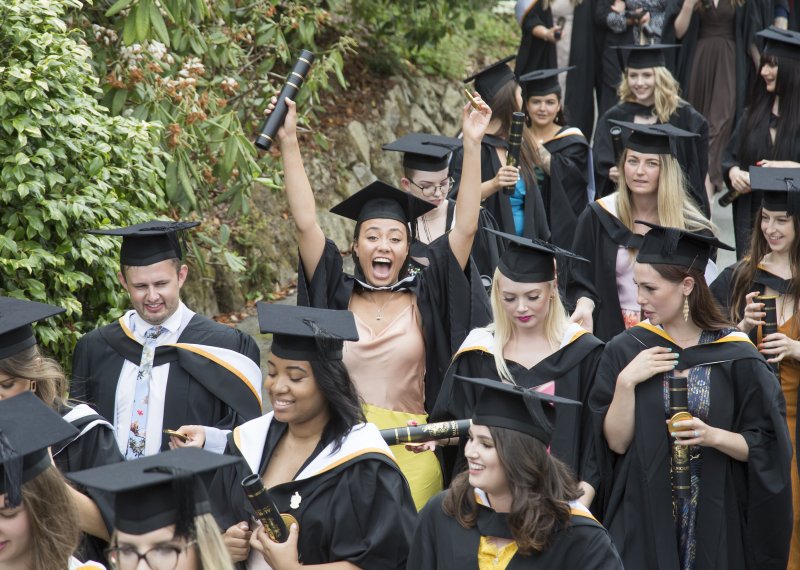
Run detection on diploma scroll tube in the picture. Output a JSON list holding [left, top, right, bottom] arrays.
[[255, 50, 315, 151], [242, 474, 298, 543], [668, 374, 691, 502], [503, 112, 526, 196], [756, 295, 781, 376], [380, 420, 472, 446]]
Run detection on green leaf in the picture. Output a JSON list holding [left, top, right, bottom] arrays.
[[105, 0, 136, 17], [110, 89, 128, 116], [122, 11, 138, 44], [149, 2, 170, 46], [135, 0, 151, 41]]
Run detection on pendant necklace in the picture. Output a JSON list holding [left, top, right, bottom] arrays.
[[369, 291, 398, 321]]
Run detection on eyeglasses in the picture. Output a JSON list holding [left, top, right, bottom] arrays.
[[407, 176, 455, 197], [106, 541, 196, 570]]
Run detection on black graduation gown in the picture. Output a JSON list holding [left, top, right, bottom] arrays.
[[540, 127, 592, 248], [211, 415, 417, 570], [662, 0, 771, 124], [593, 101, 711, 217], [297, 235, 491, 413], [70, 314, 262, 451], [431, 326, 603, 492], [449, 135, 551, 241], [445, 199, 506, 286], [54, 402, 123, 564], [515, 1, 597, 139], [566, 199, 643, 340], [709, 260, 792, 316], [407, 492, 624, 569], [589, 323, 793, 570], [594, 0, 636, 116]]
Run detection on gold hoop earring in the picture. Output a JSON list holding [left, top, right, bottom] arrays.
[[682, 296, 690, 323], [29, 380, 37, 393]]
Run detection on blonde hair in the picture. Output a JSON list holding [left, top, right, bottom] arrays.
[[22, 466, 81, 570], [0, 344, 68, 410], [111, 513, 235, 570], [618, 66, 682, 123], [615, 150, 712, 234], [488, 268, 568, 384]]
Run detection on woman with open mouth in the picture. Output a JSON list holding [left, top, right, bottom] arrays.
[[567, 120, 714, 342], [710, 166, 800, 568], [590, 222, 792, 569], [409, 376, 623, 568], [431, 229, 603, 512], [270, 93, 492, 511]]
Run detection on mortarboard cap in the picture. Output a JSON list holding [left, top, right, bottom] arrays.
[[615, 44, 680, 69], [382, 133, 462, 172], [257, 303, 359, 361], [636, 221, 733, 270], [89, 220, 200, 266], [519, 66, 574, 99], [463, 55, 516, 103], [0, 297, 65, 360], [750, 166, 800, 214], [330, 180, 435, 225], [67, 448, 240, 536], [609, 119, 697, 156], [486, 228, 588, 283], [0, 392, 78, 507], [758, 27, 800, 61], [455, 375, 581, 444]]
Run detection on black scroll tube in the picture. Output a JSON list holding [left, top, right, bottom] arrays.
[[504, 112, 526, 196], [255, 49, 315, 151]]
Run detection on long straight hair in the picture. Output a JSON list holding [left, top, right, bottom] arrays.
[[442, 426, 581, 554], [615, 150, 711, 234], [729, 208, 800, 322], [488, 268, 568, 384]]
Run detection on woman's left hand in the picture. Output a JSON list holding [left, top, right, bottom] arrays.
[[760, 332, 800, 363], [251, 524, 302, 570], [669, 417, 718, 448], [461, 93, 492, 144]]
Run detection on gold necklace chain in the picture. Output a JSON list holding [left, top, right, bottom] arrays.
[[368, 291, 398, 321]]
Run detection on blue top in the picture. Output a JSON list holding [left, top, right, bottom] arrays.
[[509, 177, 526, 236]]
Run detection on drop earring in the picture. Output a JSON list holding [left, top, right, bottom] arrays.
[[682, 296, 690, 323]]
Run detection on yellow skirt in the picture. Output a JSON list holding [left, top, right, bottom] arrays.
[[364, 403, 443, 511]]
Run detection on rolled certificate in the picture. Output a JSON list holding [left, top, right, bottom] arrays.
[[255, 49, 315, 151], [503, 112, 526, 196], [380, 420, 471, 446], [241, 474, 297, 543], [668, 374, 691, 501], [756, 295, 780, 376], [610, 126, 624, 166]]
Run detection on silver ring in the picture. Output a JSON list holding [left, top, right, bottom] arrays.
[[694, 430, 699, 438]]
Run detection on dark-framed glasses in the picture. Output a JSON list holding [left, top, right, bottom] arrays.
[[105, 541, 196, 570], [407, 176, 455, 197]]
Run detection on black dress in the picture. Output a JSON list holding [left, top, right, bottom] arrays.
[[593, 101, 711, 217], [211, 414, 417, 569], [589, 323, 792, 569], [408, 492, 623, 569]]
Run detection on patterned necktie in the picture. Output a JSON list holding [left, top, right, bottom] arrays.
[[125, 325, 164, 459]]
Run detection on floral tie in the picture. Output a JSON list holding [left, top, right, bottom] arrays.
[[125, 325, 164, 459]]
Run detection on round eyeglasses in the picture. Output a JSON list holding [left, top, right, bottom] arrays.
[[407, 176, 455, 197]]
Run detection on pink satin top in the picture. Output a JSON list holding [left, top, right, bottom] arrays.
[[342, 302, 426, 414]]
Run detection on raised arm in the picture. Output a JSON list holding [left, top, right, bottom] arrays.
[[275, 98, 327, 280], [449, 95, 492, 270]]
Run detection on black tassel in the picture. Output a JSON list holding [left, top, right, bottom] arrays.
[[0, 431, 22, 508], [146, 466, 196, 538]]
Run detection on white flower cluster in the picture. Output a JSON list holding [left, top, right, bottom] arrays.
[[119, 43, 144, 68], [220, 77, 239, 95], [147, 41, 174, 64], [179, 56, 205, 78], [91, 24, 118, 46]]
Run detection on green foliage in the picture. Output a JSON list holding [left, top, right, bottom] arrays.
[[0, 0, 168, 366], [71, 0, 354, 220]]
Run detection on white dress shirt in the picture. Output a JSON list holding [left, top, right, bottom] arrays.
[[114, 302, 195, 456]]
